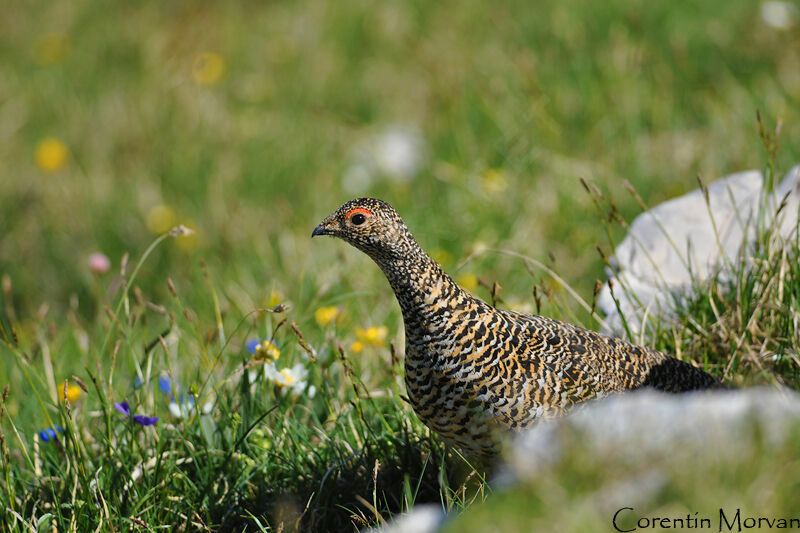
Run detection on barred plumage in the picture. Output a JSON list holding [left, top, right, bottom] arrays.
[[313, 198, 721, 456]]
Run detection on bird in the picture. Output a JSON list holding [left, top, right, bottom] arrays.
[[312, 197, 722, 457]]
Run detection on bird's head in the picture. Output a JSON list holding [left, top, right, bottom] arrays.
[[312, 198, 416, 260]]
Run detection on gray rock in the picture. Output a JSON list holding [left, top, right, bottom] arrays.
[[370, 388, 800, 532], [503, 387, 800, 481], [365, 503, 446, 533], [598, 165, 800, 336]]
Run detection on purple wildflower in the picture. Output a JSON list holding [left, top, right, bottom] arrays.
[[114, 400, 158, 426], [114, 401, 131, 416], [133, 414, 159, 426]]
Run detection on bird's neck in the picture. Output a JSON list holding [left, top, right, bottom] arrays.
[[374, 247, 466, 329]]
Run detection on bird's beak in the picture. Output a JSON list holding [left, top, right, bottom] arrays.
[[311, 225, 330, 237], [311, 216, 336, 237]]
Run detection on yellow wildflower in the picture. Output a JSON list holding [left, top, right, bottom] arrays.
[[431, 248, 452, 266], [61, 381, 81, 403], [355, 325, 388, 347], [267, 290, 283, 308], [35, 138, 69, 172], [456, 273, 479, 292], [255, 340, 280, 363], [350, 341, 364, 354], [32, 33, 70, 65], [314, 306, 339, 327], [192, 52, 225, 85], [145, 205, 176, 234], [480, 168, 508, 194]]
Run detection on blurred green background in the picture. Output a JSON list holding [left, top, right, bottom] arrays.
[[2, 1, 800, 529], [2, 0, 799, 321]]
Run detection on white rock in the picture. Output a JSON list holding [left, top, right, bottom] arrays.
[[598, 164, 800, 336], [365, 503, 445, 533], [369, 389, 800, 532], [505, 388, 800, 480]]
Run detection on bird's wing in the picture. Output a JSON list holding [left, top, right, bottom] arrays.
[[505, 312, 655, 412]]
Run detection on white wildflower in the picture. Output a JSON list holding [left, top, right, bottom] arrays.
[[342, 124, 426, 193], [265, 362, 313, 397], [761, 1, 798, 29], [168, 396, 213, 418]]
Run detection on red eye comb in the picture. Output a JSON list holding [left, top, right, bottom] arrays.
[[345, 207, 373, 219]]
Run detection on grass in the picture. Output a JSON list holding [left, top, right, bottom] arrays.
[[589, 117, 800, 388], [1, 0, 800, 530], [0, 236, 459, 531]]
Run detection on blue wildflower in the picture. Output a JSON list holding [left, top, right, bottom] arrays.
[[158, 374, 172, 394], [38, 425, 64, 442], [245, 338, 260, 355]]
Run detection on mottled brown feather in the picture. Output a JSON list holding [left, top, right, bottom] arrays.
[[313, 198, 721, 456]]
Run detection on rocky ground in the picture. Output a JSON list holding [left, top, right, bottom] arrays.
[[374, 387, 800, 533]]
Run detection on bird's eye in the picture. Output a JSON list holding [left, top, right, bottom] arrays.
[[344, 207, 373, 226]]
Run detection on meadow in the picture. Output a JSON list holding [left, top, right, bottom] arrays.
[[1, 0, 799, 530]]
